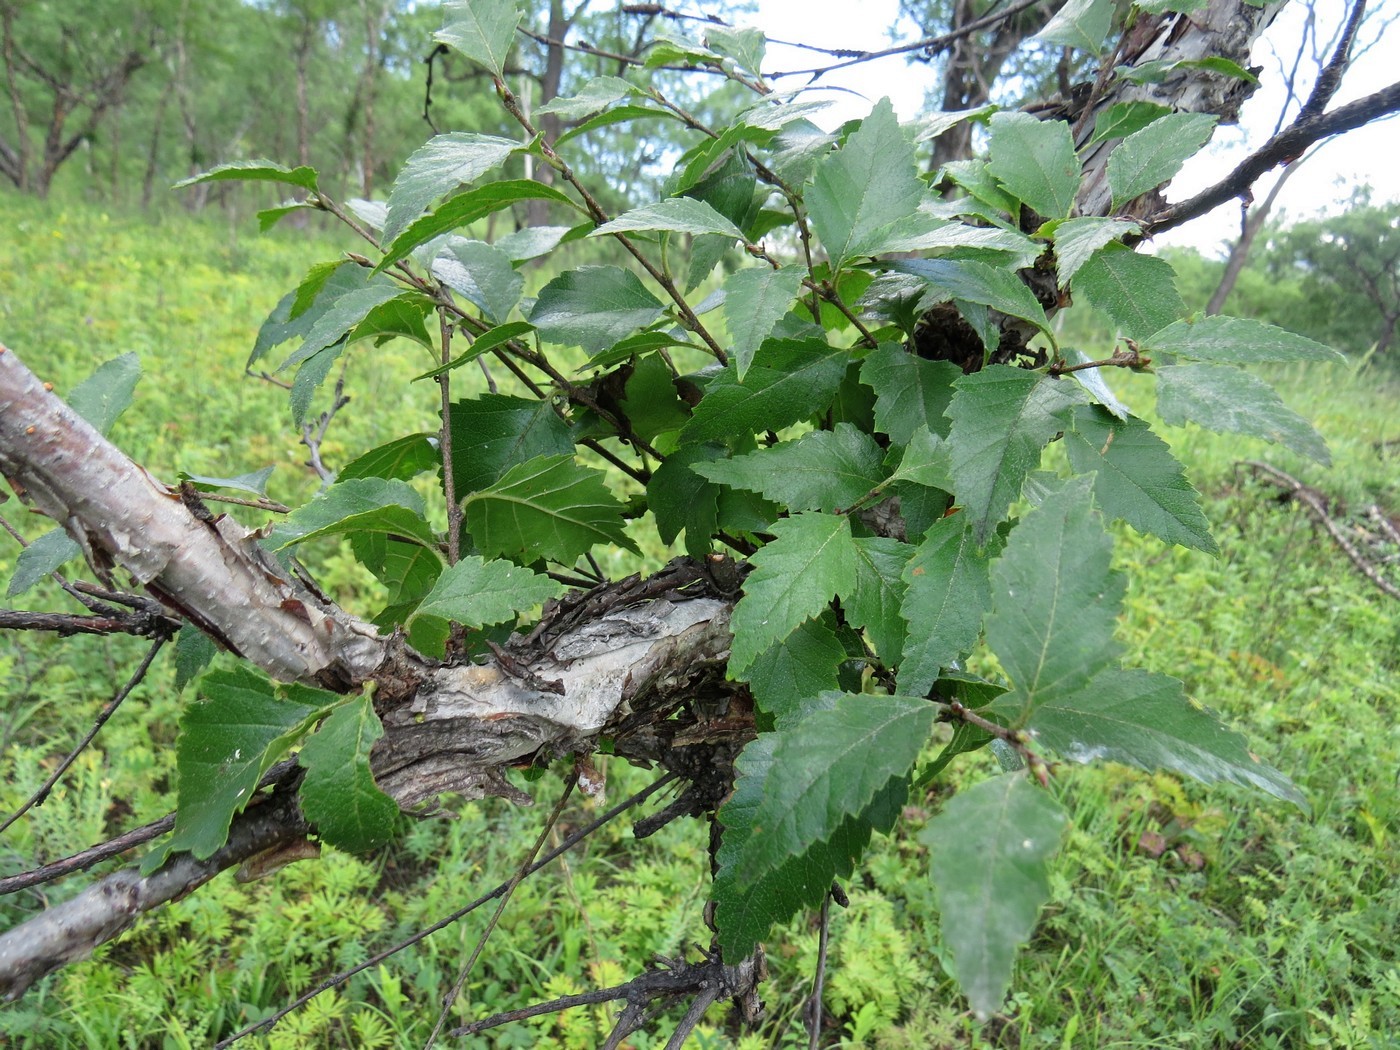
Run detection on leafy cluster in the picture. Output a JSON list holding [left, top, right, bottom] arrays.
[[55, 0, 1349, 1020]]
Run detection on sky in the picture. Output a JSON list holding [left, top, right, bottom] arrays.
[[744, 0, 1400, 255]]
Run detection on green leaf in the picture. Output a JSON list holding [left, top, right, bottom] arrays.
[[806, 97, 923, 272], [251, 263, 365, 368], [339, 434, 439, 482], [693, 423, 884, 513], [1089, 101, 1173, 145], [173, 160, 318, 193], [409, 555, 562, 630], [914, 104, 997, 143], [897, 515, 994, 696], [1073, 246, 1185, 340], [277, 283, 410, 373], [298, 690, 399, 853], [847, 537, 913, 663], [727, 513, 858, 676], [591, 197, 745, 240], [354, 533, 443, 630], [289, 343, 341, 428], [1064, 406, 1217, 553], [945, 367, 1087, 543], [987, 112, 1080, 220], [1050, 217, 1141, 284], [435, 0, 521, 77], [704, 24, 766, 75], [157, 667, 329, 865], [879, 216, 1039, 263], [445, 393, 573, 498], [713, 734, 905, 957], [416, 321, 536, 381], [7, 528, 81, 598], [1062, 346, 1130, 419], [273, 477, 435, 551], [890, 258, 1052, 340], [861, 342, 961, 442], [463, 454, 640, 564], [1025, 667, 1306, 806], [381, 134, 522, 248], [680, 338, 848, 445], [430, 238, 523, 324], [68, 353, 141, 436], [179, 466, 275, 496], [536, 76, 637, 118], [924, 773, 1066, 1018], [555, 104, 682, 147], [646, 444, 723, 559], [1141, 315, 1345, 365], [1156, 364, 1330, 465], [1108, 112, 1217, 206], [529, 265, 665, 355], [741, 617, 846, 727], [722, 265, 806, 380], [886, 426, 953, 490], [172, 625, 216, 692], [493, 224, 575, 262], [732, 693, 933, 883], [376, 181, 580, 272], [984, 476, 1123, 721], [1032, 0, 1113, 53]]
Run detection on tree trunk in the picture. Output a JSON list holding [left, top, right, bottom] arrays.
[[1, 6, 30, 191], [525, 0, 570, 227]]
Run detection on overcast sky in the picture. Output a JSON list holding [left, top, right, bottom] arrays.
[[747, 0, 1399, 255]]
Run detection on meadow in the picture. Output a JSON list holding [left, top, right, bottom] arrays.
[[1, 190, 1397, 1048]]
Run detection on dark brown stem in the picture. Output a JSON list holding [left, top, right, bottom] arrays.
[[438, 312, 462, 565]]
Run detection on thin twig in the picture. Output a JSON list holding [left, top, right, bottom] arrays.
[[425, 772, 579, 1048], [0, 639, 165, 837], [180, 491, 290, 514], [214, 772, 678, 1048], [438, 313, 462, 565], [663, 984, 722, 1050], [807, 894, 832, 1050]]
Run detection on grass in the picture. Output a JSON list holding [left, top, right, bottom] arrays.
[[1, 190, 1398, 1048]]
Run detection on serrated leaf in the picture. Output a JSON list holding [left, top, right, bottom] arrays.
[[493, 224, 574, 262], [722, 265, 806, 380], [733, 693, 933, 883], [847, 537, 913, 663], [289, 343, 341, 428], [1032, 0, 1113, 53], [430, 238, 523, 324], [354, 532, 442, 629], [1065, 405, 1217, 552], [157, 667, 330, 865], [681, 338, 847, 445], [1108, 112, 1217, 206], [741, 617, 846, 727], [7, 528, 81, 598], [946, 367, 1088, 543], [727, 513, 858, 676], [890, 258, 1052, 340], [298, 691, 398, 852], [446, 393, 574, 498], [1141, 315, 1345, 365], [435, 0, 521, 76], [694, 423, 884, 513], [276, 283, 410, 373], [879, 215, 1039, 264], [68, 353, 140, 436], [647, 444, 723, 559], [1156, 364, 1330, 464], [273, 477, 434, 551], [704, 24, 766, 75], [898, 515, 994, 696], [416, 321, 536, 381], [713, 734, 905, 957], [251, 262, 365, 368], [463, 454, 640, 564], [536, 76, 636, 117], [1089, 101, 1173, 145], [861, 342, 961, 442], [806, 97, 923, 272], [914, 104, 997, 143], [339, 434, 438, 482], [409, 555, 562, 629], [381, 133, 522, 248], [172, 625, 216, 692], [592, 197, 745, 240], [179, 466, 276, 496], [1073, 246, 1184, 340], [1024, 667, 1306, 806], [173, 160, 318, 192], [1062, 346, 1130, 419], [528, 265, 664, 355], [984, 476, 1123, 721], [376, 181, 580, 272], [987, 112, 1080, 220], [924, 773, 1066, 1018], [886, 426, 953, 490], [1051, 217, 1141, 285]]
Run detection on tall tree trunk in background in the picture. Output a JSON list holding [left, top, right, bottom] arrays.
[[1206, 159, 1303, 314], [525, 0, 572, 227], [295, 18, 313, 173], [352, 0, 387, 198], [0, 6, 31, 191], [141, 70, 175, 208], [1377, 310, 1398, 357]]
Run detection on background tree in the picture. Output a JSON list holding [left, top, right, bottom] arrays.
[[1, 0, 1399, 1044]]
